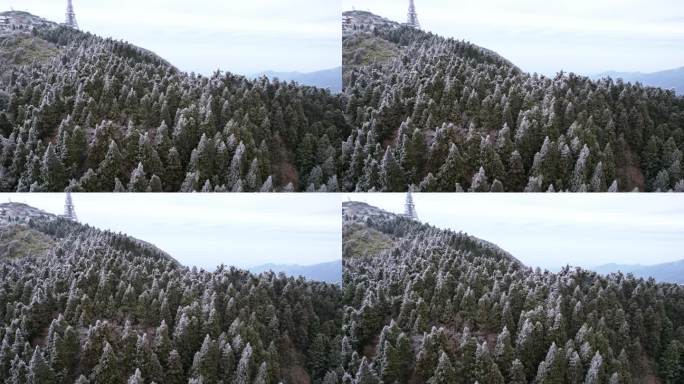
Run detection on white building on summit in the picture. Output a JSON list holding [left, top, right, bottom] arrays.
[[64, 0, 78, 29]]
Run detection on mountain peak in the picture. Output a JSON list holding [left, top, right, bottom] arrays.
[[342, 10, 401, 36], [343, 200, 521, 265], [0, 10, 58, 32], [0, 202, 56, 224], [342, 200, 397, 222]]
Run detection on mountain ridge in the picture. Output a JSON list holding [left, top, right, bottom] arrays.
[[592, 67, 684, 95], [0, 10, 172, 68], [253, 67, 342, 93], [0, 202, 179, 264], [343, 200, 522, 264], [593, 259, 684, 284], [248, 260, 342, 284]]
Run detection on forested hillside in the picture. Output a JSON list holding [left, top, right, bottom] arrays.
[[341, 10, 684, 192], [341, 201, 684, 383], [0, 203, 343, 383], [0, 11, 349, 192], [2, 8, 682, 193]]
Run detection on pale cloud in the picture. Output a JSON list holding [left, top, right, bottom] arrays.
[[344, 0, 684, 75], [8, 0, 342, 75], [1, 193, 343, 270], [346, 193, 684, 270]]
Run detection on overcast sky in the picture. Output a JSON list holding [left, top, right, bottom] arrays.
[[346, 193, 684, 271], [2, 193, 342, 271], [9, 0, 341, 75], [344, 0, 684, 76]]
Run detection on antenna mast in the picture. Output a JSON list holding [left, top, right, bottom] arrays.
[[407, 0, 421, 29], [404, 187, 419, 220], [64, 191, 78, 221], [65, 0, 79, 29]]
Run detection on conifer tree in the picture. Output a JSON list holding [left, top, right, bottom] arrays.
[[28, 347, 55, 384], [90, 342, 119, 384], [427, 351, 458, 384], [128, 163, 148, 192], [41, 143, 66, 192]]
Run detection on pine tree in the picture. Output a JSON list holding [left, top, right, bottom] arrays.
[[494, 327, 513, 377], [245, 158, 262, 192], [509, 359, 526, 384], [148, 175, 162, 192], [126, 369, 143, 384], [507, 150, 525, 191], [378, 340, 400, 384], [427, 351, 458, 384], [355, 357, 379, 384], [10, 356, 29, 384], [41, 143, 66, 192], [436, 144, 465, 190], [253, 361, 269, 384], [260, 176, 274, 192], [27, 347, 55, 384], [128, 163, 148, 192], [475, 343, 504, 384], [49, 325, 78, 380], [164, 147, 184, 191], [589, 162, 606, 192], [380, 147, 405, 192], [659, 340, 682, 383], [166, 350, 185, 384], [469, 167, 490, 192], [567, 351, 583, 384], [97, 140, 124, 191], [308, 333, 331, 382], [139, 135, 164, 180], [234, 343, 253, 384], [584, 352, 603, 384], [191, 335, 218, 382], [571, 145, 591, 192], [90, 342, 119, 384], [322, 371, 339, 384]]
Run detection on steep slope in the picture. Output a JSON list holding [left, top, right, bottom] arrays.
[[0, 11, 350, 192], [0, 203, 343, 383], [593, 67, 684, 96], [0, 203, 56, 259], [0, 12, 61, 80], [593, 260, 684, 285], [0, 11, 169, 81], [341, 201, 684, 383], [340, 10, 684, 192]]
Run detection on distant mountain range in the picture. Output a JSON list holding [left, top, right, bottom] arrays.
[[592, 259, 684, 284], [592, 67, 684, 95], [249, 260, 342, 283], [253, 67, 342, 93]]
